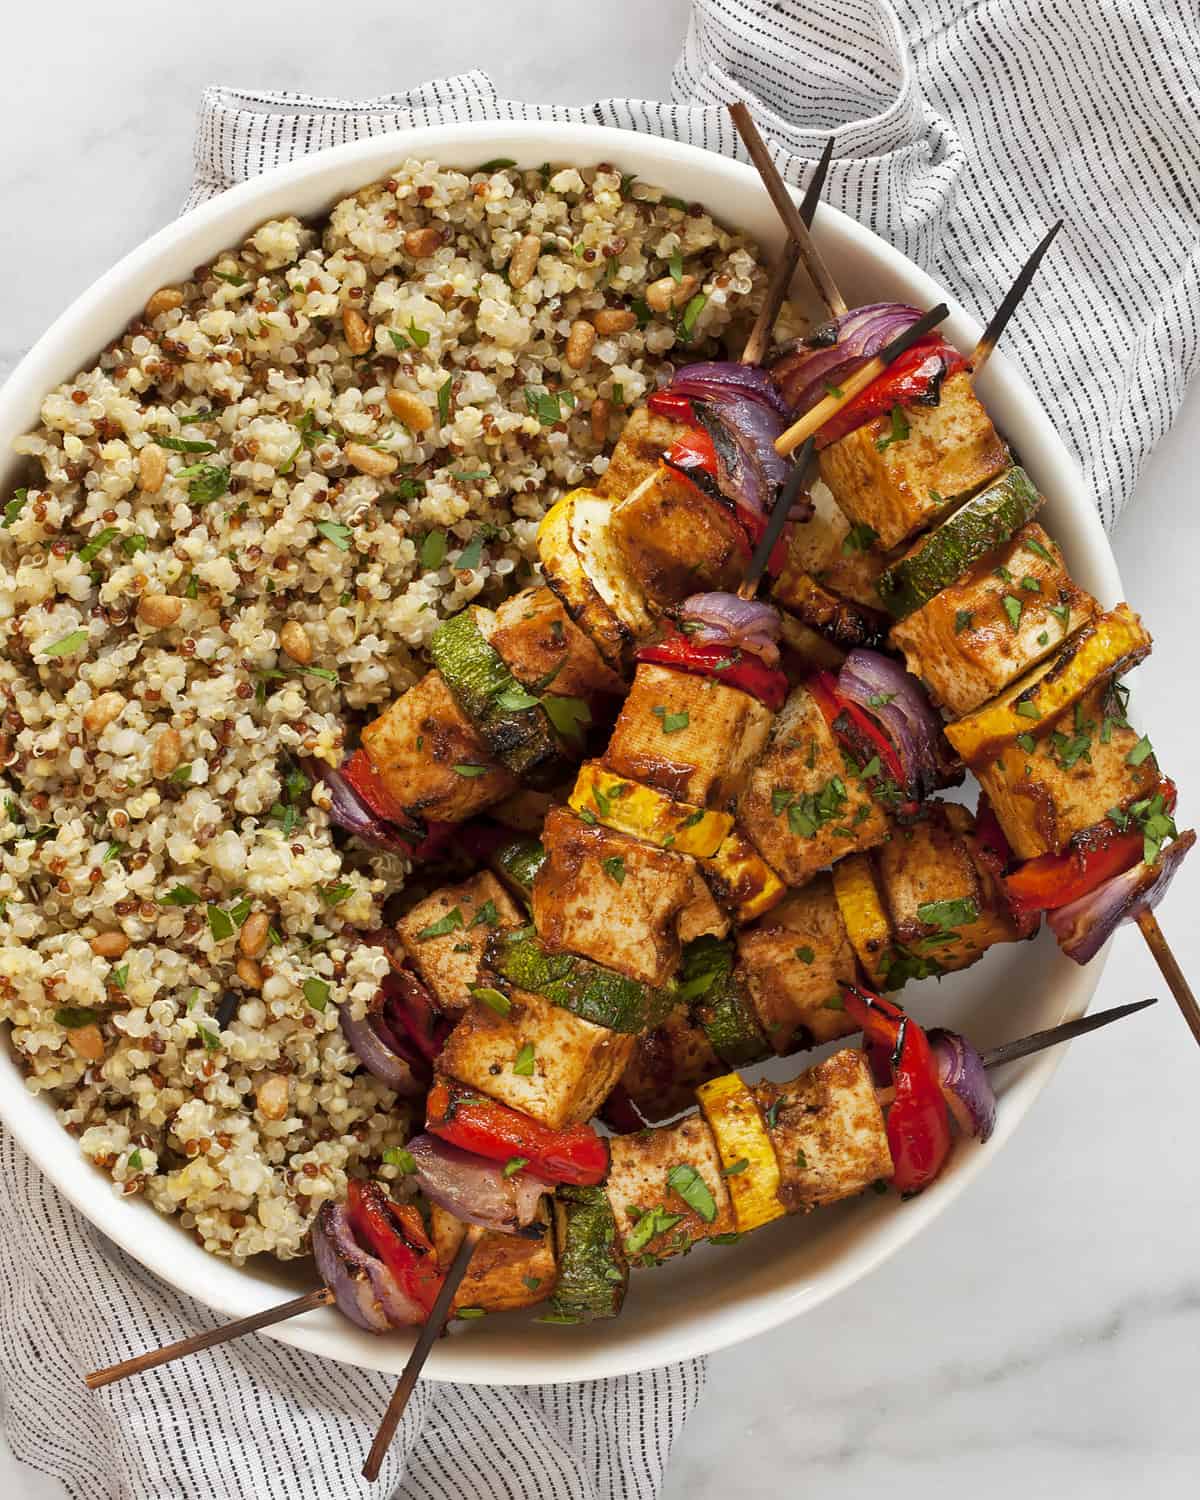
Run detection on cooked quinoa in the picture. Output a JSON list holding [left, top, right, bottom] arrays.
[[0, 159, 770, 1264]]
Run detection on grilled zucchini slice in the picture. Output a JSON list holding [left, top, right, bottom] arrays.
[[548, 1185, 628, 1323], [488, 835, 548, 905], [701, 830, 787, 923], [679, 936, 770, 1068]]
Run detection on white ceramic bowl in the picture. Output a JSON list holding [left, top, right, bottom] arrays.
[[0, 121, 1120, 1384]]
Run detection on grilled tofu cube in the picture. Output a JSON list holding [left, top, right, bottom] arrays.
[[488, 585, 625, 701], [606, 1110, 736, 1260], [772, 478, 894, 611], [438, 986, 635, 1129], [736, 875, 859, 1053], [605, 663, 773, 808], [890, 523, 1098, 715], [817, 373, 1009, 550], [611, 464, 748, 608], [538, 490, 653, 668], [360, 670, 515, 822], [596, 404, 690, 500], [621, 1006, 725, 1123], [396, 872, 525, 1013], [873, 802, 1020, 976], [770, 567, 888, 652], [737, 684, 891, 886], [972, 683, 1162, 859], [431, 1201, 556, 1313], [532, 806, 699, 987], [679, 871, 732, 944], [756, 1048, 892, 1212]]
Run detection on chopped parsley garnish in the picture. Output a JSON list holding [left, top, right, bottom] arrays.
[[3, 488, 29, 528], [76, 527, 118, 564], [678, 294, 707, 342], [43, 629, 88, 658], [187, 465, 231, 505], [1016, 732, 1037, 753], [206, 905, 236, 942], [916, 897, 978, 932], [55, 1007, 98, 1029], [161, 884, 201, 906], [666, 1163, 717, 1222], [541, 694, 591, 743], [302, 977, 330, 1011], [471, 986, 512, 1017], [512, 1042, 536, 1076], [456, 534, 484, 571], [875, 406, 910, 452], [795, 1149, 808, 1169], [601, 855, 626, 886], [1014, 700, 1042, 720], [842, 522, 878, 555], [168, 763, 193, 785], [122, 533, 148, 556], [775, 776, 849, 838], [794, 945, 815, 965], [470, 899, 500, 929], [1048, 602, 1071, 627], [128, 1148, 143, 1169], [157, 435, 217, 454], [651, 705, 689, 735], [668, 249, 684, 284], [382, 1147, 416, 1173], [320, 883, 353, 908], [764, 1099, 782, 1130], [624, 1205, 684, 1255], [420, 529, 448, 569], [416, 907, 464, 941], [1023, 535, 1054, 564], [437, 376, 453, 425], [524, 387, 570, 426], [102, 842, 124, 864], [1002, 595, 1023, 630], [823, 993, 846, 1011], [503, 1156, 530, 1178], [1020, 575, 1042, 593], [1037, 631, 1049, 646], [954, 610, 973, 634], [110, 965, 129, 991], [315, 520, 352, 551], [456, 1307, 486, 1320], [180, 409, 217, 425], [721, 1157, 750, 1177], [824, 381, 845, 399], [1126, 734, 1154, 767], [452, 763, 490, 777]]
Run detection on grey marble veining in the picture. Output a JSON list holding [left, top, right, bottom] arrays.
[[2, 5, 1198, 1496]]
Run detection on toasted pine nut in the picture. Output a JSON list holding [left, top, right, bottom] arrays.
[[152, 727, 182, 777], [256, 1074, 290, 1121], [67, 1024, 105, 1062], [342, 306, 372, 356], [591, 399, 612, 445], [236, 957, 263, 990], [404, 227, 443, 259], [645, 273, 699, 313], [386, 389, 434, 431], [138, 594, 183, 629], [279, 620, 312, 665], [344, 442, 398, 477], [138, 444, 167, 493], [592, 308, 636, 335], [239, 911, 271, 959], [671, 274, 700, 307], [144, 287, 183, 320], [508, 233, 541, 290], [565, 320, 597, 371], [90, 931, 130, 960], [83, 692, 125, 736]]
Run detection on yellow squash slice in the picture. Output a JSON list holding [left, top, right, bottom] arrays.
[[832, 854, 894, 989], [944, 603, 1152, 765], [702, 831, 787, 924], [569, 761, 732, 858], [696, 1073, 786, 1232]]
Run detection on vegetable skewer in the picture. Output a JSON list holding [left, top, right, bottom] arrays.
[[81, 996, 1156, 1393]]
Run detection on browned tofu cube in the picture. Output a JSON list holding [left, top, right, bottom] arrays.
[[678, 871, 732, 944], [620, 1006, 725, 1124], [873, 802, 1021, 976], [532, 806, 699, 987], [817, 373, 1009, 550], [438, 986, 635, 1129], [606, 1110, 735, 1260], [605, 663, 773, 809], [430, 1201, 556, 1313], [595, 404, 690, 499], [611, 464, 748, 608], [396, 872, 525, 1013], [736, 875, 859, 1053], [756, 1048, 892, 1212], [488, 585, 625, 701], [769, 566, 888, 652], [360, 670, 515, 822], [973, 683, 1163, 858], [890, 523, 1098, 716], [736, 684, 891, 887]]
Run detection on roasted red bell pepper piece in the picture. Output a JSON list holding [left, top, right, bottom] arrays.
[[1005, 780, 1177, 917], [666, 426, 719, 476], [814, 339, 969, 451], [842, 985, 953, 1195], [647, 390, 697, 425], [426, 1077, 609, 1186], [806, 670, 908, 796], [637, 629, 788, 711], [342, 748, 410, 825], [345, 1179, 444, 1316]]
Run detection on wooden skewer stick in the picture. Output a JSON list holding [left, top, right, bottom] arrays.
[[83, 1285, 334, 1390], [362, 1222, 484, 1481], [728, 102, 847, 320], [1136, 911, 1200, 1047], [739, 438, 816, 599], [970, 220, 1063, 378], [773, 302, 950, 457], [740, 136, 837, 367]]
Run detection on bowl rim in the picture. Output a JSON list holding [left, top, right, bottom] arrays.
[[0, 118, 1119, 1384]]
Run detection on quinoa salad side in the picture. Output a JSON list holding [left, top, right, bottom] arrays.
[[0, 159, 773, 1263]]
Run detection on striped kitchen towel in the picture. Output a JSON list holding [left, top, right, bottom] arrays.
[[3, 4, 1196, 1500]]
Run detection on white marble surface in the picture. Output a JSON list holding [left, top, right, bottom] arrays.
[[2, 3, 1198, 1495]]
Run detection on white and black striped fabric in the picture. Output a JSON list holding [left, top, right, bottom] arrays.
[[4, 4, 1197, 1497]]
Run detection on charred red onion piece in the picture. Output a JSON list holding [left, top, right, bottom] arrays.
[[927, 1028, 997, 1142], [338, 998, 427, 1098], [836, 648, 948, 800], [1048, 829, 1196, 964], [770, 302, 923, 415], [679, 592, 782, 666], [405, 1133, 547, 1234], [303, 757, 421, 855], [310, 1201, 424, 1332]]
